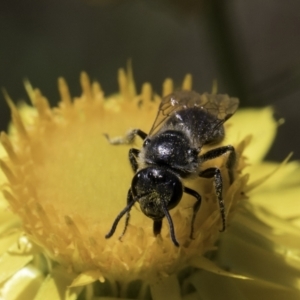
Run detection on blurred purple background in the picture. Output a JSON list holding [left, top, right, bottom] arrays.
[[0, 0, 299, 161]]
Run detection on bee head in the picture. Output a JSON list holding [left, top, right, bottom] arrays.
[[131, 166, 183, 220]]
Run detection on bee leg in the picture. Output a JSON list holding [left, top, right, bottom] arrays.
[[183, 187, 202, 240], [153, 219, 162, 236], [104, 129, 147, 145], [129, 148, 140, 172], [199, 168, 226, 232], [161, 202, 180, 247], [198, 145, 236, 184], [105, 189, 136, 240]]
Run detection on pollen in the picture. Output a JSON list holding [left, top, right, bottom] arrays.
[[0, 68, 249, 287]]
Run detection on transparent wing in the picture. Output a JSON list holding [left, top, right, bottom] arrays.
[[148, 90, 239, 137]]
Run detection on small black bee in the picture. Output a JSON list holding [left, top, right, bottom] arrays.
[[105, 90, 239, 246]]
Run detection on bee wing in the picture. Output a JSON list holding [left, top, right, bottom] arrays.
[[149, 90, 239, 137]]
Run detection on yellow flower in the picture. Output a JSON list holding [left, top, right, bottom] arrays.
[[0, 66, 299, 299]]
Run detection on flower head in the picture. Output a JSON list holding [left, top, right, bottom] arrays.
[[0, 66, 299, 299]]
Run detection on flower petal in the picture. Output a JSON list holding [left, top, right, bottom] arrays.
[[0, 265, 44, 300], [227, 107, 277, 164], [187, 269, 300, 300], [217, 203, 300, 291], [70, 270, 105, 287], [34, 266, 82, 300], [0, 249, 33, 285], [248, 161, 300, 222], [150, 275, 181, 300], [189, 256, 249, 279]]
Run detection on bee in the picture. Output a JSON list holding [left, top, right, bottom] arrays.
[[105, 90, 239, 246]]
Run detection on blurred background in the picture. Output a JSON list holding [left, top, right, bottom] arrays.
[[0, 0, 299, 161]]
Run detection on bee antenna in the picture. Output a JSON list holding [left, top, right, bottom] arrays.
[[161, 201, 180, 247], [105, 198, 136, 239]]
